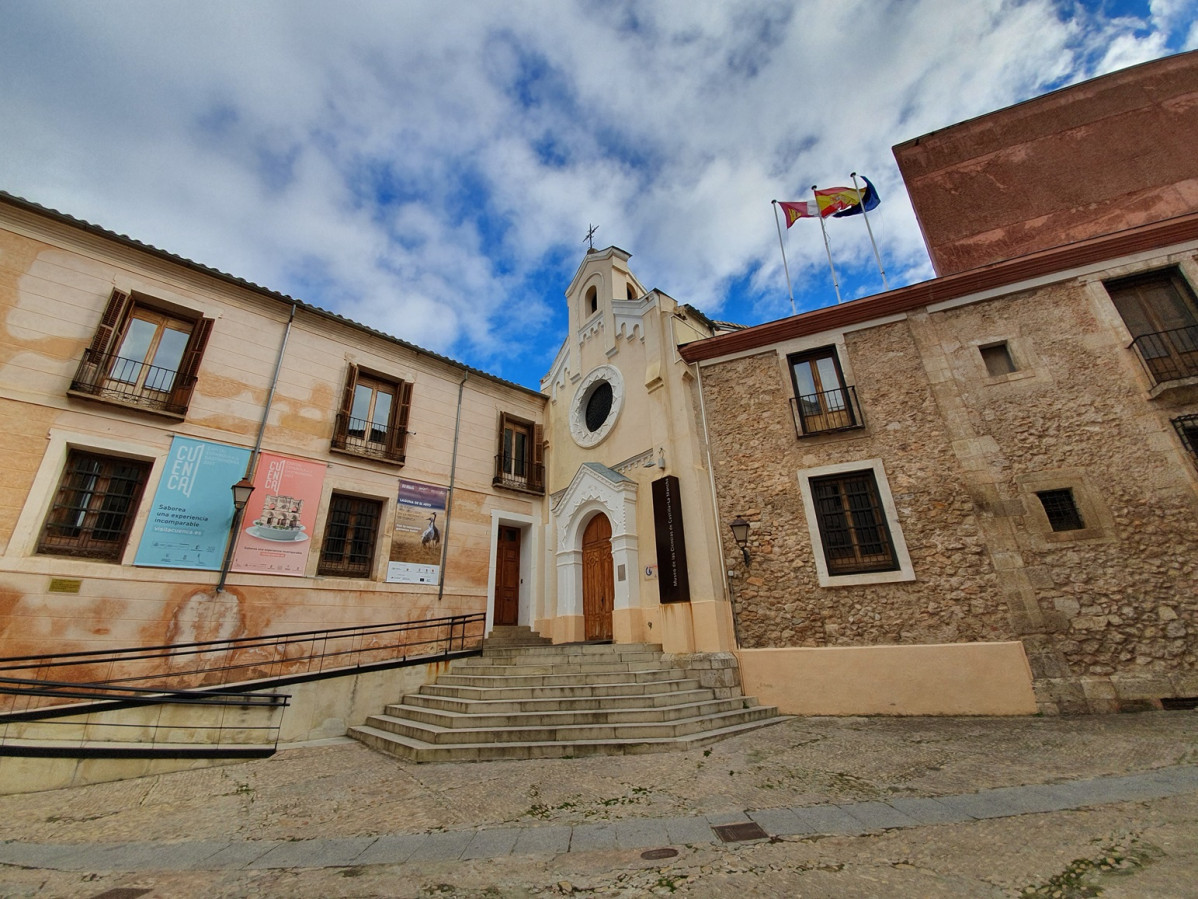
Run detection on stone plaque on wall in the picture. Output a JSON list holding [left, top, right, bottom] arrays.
[[652, 475, 691, 604]]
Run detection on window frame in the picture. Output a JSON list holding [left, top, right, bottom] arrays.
[[69, 288, 213, 417], [37, 448, 151, 562], [787, 346, 863, 437], [494, 412, 544, 494], [797, 459, 915, 587], [317, 493, 384, 578], [1104, 267, 1198, 385], [331, 364, 412, 464]]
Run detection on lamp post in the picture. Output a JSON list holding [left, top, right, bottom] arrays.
[[215, 477, 256, 593], [729, 516, 751, 566]]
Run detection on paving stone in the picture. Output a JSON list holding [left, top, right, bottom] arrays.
[[247, 837, 375, 869], [661, 815, 718, 845], [933, 791, 1026, 820], [568, 824, 617, 853], [614, 817, 672, 850], [976, 784, 1078, 815], [837, 801, 920, 831], [407, 830, 475, 862], [352, 833, 428, 866], [172, 840, 280, 870], [462, 827, 522, 860], [790, 805, 869, 835], [746, 806, 812, 836], [512, 825, 571, 856], [885, 797, 972, 825]]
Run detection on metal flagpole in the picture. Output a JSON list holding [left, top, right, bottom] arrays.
[[851, 172, 889, 291], [771, 201, 798, 315], [812, 185, 843, 304]]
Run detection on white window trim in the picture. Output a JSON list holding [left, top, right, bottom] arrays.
[[796, 458, 916, 588]]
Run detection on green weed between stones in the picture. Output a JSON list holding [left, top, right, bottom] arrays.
[[1019, 838, 1162, 898]]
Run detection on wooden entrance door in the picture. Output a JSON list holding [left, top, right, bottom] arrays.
[[495, 526, 521, 626], [582, 514, 614, 641]]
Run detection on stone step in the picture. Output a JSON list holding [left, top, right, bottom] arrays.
[[420, 677, 703, 702], [457, 651, 667, 671], [402, 687, 722, 716], [434, 667, 683, 689], [384, 695, 753, 730], [348, 715, 785, 763], [481, 642, 662, 659], [359, 704, 778, 746], [482, 627, 553, 648]]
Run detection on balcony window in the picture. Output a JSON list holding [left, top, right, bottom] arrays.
[[1106, 269, 1198, 385], [788, 347, 863, 436], [69, 289, 212, 416], [38, 450, 150, 561], [494, 413, 544, 493], [331, 365, 412, 464]]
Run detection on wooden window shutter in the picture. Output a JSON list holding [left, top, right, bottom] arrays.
[[88, 289, 133, 358], [531, 423, 545, 492], [332, 364, 359, 450], [167, 317, 213, 413], [388, 380, 413, 463]]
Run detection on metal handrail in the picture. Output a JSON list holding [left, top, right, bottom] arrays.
[[69, 348, 188, 414], [0, 613, 486, 717]]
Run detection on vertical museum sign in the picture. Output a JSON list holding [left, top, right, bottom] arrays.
[[652, 475, 691, 603]]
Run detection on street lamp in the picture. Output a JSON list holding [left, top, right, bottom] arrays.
[[216, 477, 256, 593], [728, 516, 751, 566]]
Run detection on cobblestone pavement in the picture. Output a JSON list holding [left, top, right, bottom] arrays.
[[1, 712, 1196, 897]]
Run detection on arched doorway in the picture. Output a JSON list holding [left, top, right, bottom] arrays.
[[582, 513, 614, 641]]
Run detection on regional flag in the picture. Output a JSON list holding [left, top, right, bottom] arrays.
[[814, 185, 862, 217], [831, 176, 881, 218], [779, 200, 817, 227]]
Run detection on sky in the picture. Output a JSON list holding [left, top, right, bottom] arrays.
[[2, 1, 1196, 390]]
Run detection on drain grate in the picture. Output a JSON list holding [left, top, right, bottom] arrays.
[[641, 847, 680, 860], [88, 890, 152, 899], [712, 821, 769, 843]]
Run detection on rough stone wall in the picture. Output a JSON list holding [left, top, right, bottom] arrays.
[[701, 263, 1198, 714]]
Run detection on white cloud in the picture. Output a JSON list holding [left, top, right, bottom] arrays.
[[0, 0, 1192, 386]]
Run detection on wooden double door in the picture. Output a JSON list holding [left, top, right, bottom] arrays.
[[582, 514, 614, 641]]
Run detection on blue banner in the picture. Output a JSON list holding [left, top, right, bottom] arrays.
[[134, 437, 252, 570]]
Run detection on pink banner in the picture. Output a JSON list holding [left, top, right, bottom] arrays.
[[230, 452, 327, 576]]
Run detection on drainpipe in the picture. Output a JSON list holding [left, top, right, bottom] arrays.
[[437, 371, 469, 602], [216, 303, 297, 593]]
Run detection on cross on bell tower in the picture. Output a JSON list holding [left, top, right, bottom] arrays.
[[584, 223, 599, 252]]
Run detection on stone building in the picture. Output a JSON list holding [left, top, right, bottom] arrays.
[[680, 51, 1198, 715]]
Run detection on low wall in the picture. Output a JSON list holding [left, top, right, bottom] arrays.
[[736, 642, 1038, 716], [0, 659, 452, 795]]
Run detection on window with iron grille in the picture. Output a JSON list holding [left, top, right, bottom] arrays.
[[69, 288, 212, 417], [1036, 489, 1085, 532], [318, 494, 383, 578], [1174, 414, 1198, 466], [38, 450, 150, 561], [809, 469, 898, 575]]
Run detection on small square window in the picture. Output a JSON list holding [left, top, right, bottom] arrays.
[[1174, 414, 1198, 465], [318, 494, 383, 578], [980, 342, 1017, 376], [1036, 489, 1085, 532]]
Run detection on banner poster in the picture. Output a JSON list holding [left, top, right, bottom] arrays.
[[134, 437, 253, 570], [386, 479, 449, 585], [652, 474, 692, 603], [230, 452, 327, 576]]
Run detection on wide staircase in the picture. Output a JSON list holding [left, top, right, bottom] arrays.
[[348, 627, 785, 762]]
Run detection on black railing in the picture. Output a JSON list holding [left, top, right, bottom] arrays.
[[69, 349, 187, 415], [331, 412, 406, 462], [789, 385, 864, 437], [1129, 326, 1198, 386], [493, 453, 545, 493]]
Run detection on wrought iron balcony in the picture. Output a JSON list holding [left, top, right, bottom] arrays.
[[493, 453, 544, 494], [331, 413, 406, 463], [69, 349, 188, 415], [1129, 326, 1198, 386], [789, 385, 865, 438]]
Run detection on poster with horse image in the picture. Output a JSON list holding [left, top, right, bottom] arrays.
[[386, 478, 448, 585]]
